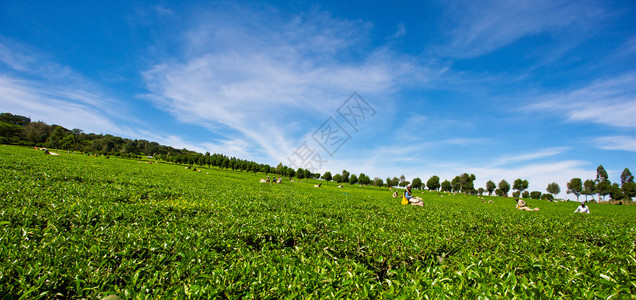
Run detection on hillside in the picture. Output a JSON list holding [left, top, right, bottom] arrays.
[[1, 145, 634, 298]]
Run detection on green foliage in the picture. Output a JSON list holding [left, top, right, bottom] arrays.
[[498, 180, 510, 197], [348, 174, 358, 185], [451, 176, 461, 193], [1, 145, 635, 298], [609, 183, 624, 201], [583, 180, 596, 201], [596, 165, 608, 183], [597, 180, 612, 201], [441, 180, 452, 192], [541, 193, 554, 201], [427, 176, 440, 191], [513, 179, 529, 194], [486, 180, 496, 196], [530, 191, 542, 199], [522, 191, 529, 198], [621, 168, 634, 186], [622, 181, 636, 200], [567, 178, 583, 201], [546, 182, 560, 196], [411, 177, 423, 190]]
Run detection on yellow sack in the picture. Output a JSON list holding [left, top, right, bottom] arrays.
[[401, 196, 409, 205]]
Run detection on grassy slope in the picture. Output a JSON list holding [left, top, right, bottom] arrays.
[[1, 145, 634, 299]]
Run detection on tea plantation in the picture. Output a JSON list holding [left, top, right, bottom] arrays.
[[1, 145, 634, 298]]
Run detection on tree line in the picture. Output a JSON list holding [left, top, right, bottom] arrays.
[[2, 112, 633, 202]]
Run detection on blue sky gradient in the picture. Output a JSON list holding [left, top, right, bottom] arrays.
[[1, 0, 634, 199]]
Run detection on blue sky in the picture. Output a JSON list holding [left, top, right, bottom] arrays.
[[1, 0, 634, 198]]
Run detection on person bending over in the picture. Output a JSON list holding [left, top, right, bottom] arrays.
[[574, 202, 590, 214]]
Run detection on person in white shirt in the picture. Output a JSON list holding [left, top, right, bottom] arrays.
[[574, 203, 590, 214]]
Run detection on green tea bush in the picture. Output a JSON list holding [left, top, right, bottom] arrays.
[[0, 145, 634, 299]]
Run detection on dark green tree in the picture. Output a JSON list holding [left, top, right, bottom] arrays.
[[427, 176, 440, 191], [459, 173, 476, 194], [609, 183, 624, 201], [451, 176, 461, 193], [478, 187, 484, 196], [597, 180, 611, 201], [373, 177, 384, 187], [583, 179, 596, 202], [412, 177, 423, 190], [498, 180, 510, 197], [596, 165, 609, 183], [522, 191, 529, 198], [349, 174, 358, 185], [486, 180, 496, 196], [341, 170, 350, 183], [358, 173, 370, 185], [530, 191, 542, 199], [546, 182, 560, 198], [333, 174, 342, 183], [621, 181, 636, 200], [441, 180, 452, 192], [513, 179, 529, 196], [621, 168, 634, 185], [566, 178, 583, 201], [322, 171, 332, 181]]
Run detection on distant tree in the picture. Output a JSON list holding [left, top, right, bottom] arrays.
[[530, 191, 542, 199], [512, 191, 521, 198], [399, 175, 406, 185], [412, 177, 423, 190], [621, 167, 634, 185], [341, 170, 350, 183], [322, 171, 332, 181], [541, 194, 554, 201], [609, 183, 624, 201], [386, 177, 394, 187], [596, 165, 609, 183], [427, 176, 440, 191], [296, 168, 306, 179], [441, 180, 452, 192], [513, 179, 529, 196], [0, 112, 30, 126], [566, 178, 583, 201], [451, 176, 461, 193], [498, 180, 510, 197], [622, 181, 636, 200], [358, 173, 370, 185], [494, 188, 504, 197], [486, 180, 496, 196], [597, 180, 611, 201], [546, 182, 560, 198], [373, 177, 384, 187], [522, 191, 529, 198], [349, 174, 358, 185], [583, 179, 596, 202], [459, 173, 476, 194], [478, 187, 484, 196], [333, 174, 342, 183], [392, 177, 399, 187]]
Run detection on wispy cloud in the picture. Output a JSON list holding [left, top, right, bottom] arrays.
[[440, 0, 606, 58], [491, 147, 570, 166], [0, 38, 137, 137], [594, 136, 636, 152], [525, 73, 636, 128], [142, 5, 427, 163]]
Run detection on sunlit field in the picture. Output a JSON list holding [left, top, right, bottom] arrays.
[[1, 145, 634, 298]]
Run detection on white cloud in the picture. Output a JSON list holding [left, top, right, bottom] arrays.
[[525, 73, 636, 128], [491, 147, 570, 166], [594, 136, 636, 152], [142, 6, 426, 164], [441, 0, 606, 58]]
